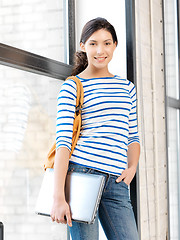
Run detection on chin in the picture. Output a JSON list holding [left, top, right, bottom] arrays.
[[93, 61, 110, 68], [93, 64, 107, 70]]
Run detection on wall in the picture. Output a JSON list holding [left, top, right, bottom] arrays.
[[135, 0, 168, 239]]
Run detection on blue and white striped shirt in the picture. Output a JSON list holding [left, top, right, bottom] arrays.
[[56, 75, 140, 176]]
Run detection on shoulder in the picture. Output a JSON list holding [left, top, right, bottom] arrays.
[[124, 78, 136, 93], [59, 78, 77, 94], [125, 80, 136, 99], [114, 75, 135, 88], [63, 77, 77, 90], [57, 78, 77, 99], [115, 76, 136, 97]]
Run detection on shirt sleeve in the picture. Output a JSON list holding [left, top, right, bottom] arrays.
[[128, 81, 140, 146], [56, 79, 77, 151]]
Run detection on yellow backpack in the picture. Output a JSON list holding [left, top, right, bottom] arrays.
[[44, 76, 84, 170]]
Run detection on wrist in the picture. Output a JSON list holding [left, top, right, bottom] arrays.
[[128, 165, 137, 171], [53, 194, 65, 203]]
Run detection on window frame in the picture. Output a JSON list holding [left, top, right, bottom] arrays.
[[0, 0, 75, 80], [125, 0, 140, 234], [163, 0, 180, 239]]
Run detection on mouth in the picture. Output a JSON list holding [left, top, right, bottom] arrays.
[[94, 57, 107, 62]]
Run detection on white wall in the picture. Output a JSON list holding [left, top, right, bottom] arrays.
[[75, 0, 127, 78], [135, 0, 168, 238]]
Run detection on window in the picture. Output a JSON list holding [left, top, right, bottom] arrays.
[[0, 1, 75, 239], [0, 65, 66, 240], [163, 0, 180, 239], [0, 0, 66, 63]]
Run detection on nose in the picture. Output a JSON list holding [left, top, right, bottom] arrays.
[[97, 45, 104, 55]]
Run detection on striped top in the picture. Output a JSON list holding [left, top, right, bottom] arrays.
[[56, 75, 140, 176]]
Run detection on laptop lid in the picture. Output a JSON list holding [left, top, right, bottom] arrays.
[[35, 168, 105, 224]]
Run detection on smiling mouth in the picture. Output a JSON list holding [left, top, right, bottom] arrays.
[[94, 57, 107, 62]]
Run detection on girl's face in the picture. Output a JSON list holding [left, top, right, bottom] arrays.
[[80, 29, 117, 70]]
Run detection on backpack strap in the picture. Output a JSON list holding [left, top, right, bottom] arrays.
[[44, 76, 84, 170], [66, 76, 84, 113]]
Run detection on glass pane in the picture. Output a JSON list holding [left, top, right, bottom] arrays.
[[164, 0, 179, 99], [0, 0, 66, 63], [167, 107, 180, 240], [0, 65, 67, 239]]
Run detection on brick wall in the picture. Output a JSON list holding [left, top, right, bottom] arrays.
[[135, 0, 168, 239]]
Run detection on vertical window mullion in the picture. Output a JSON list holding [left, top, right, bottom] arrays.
[[68, 0, 76, 66], [178, 0, 180, 99]]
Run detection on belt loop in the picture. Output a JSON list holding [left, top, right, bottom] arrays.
[[103, 173, 110, 192]]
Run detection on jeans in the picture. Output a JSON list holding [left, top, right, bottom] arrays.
[[68, 163, 139, 240]]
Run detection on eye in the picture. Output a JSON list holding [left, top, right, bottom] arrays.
[[89, 43, 96, 46], [105, 42, 111, 45]]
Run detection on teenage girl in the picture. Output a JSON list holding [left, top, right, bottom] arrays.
[[51, 17, 140, 240]]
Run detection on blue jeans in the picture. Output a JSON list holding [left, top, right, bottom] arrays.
[[68, 163, 139, 240]]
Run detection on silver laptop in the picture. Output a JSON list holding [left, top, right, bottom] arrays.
[[35, 168, 105, 224]]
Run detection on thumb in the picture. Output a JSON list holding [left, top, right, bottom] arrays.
[[116, 175, 123, 183], [116, 172, 125, 183]]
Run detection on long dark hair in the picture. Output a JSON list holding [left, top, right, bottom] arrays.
[[71, 17, 118, 76]]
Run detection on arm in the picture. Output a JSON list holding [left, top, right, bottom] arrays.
[[53, 147, 70, 201], [50, 147, 72, 227], [116, 142, 140, 184], [116, 82, 140, 184], [51, 79, 77, 226]]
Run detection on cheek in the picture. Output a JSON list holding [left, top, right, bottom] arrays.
[[86, 52, 93, 61], [107, 47, 115, 56], [87, 51, 97, 61]]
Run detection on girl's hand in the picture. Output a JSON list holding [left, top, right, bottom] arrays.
[[116, 166, 137, 186], [51, 199, 72, 227]]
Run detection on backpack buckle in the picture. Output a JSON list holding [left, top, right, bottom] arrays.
[[76, 106, 82, 114]]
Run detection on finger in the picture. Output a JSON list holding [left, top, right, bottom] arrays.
[[116, 176, 122, 183], [56, 219, 61, 224], [66, 211, 72, 227], [123, 179, 130, 186], [123, 175, 132, 186], [116, 174, 124, 183], [51, 214, 55, 222], [60, 217, 67, 224], [56, 217, 66, 224], [116, 172, 126, 183]]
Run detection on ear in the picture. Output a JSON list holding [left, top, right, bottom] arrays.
[[112, 41, 117, 51], [80, 42, 86, 52]]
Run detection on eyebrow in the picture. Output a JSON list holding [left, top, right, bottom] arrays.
[[89, 39, 113, 42]]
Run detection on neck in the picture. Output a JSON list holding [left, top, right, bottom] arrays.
[[79, 66, 114, 78]]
